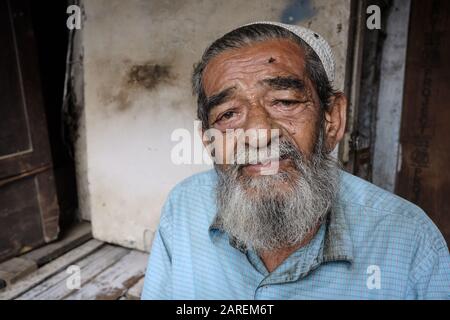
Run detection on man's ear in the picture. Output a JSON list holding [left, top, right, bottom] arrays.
[[199, 126, 213, 152], [198, 125, 207, 148], [199, 125, 215, 159], [324, 93, 347, 151]]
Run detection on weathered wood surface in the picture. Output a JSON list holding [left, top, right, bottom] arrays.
[[0, 222, 91, 291], [64, 250, 148, 300], [0, 239, 104, 300], [17, 245, 129, 300], [0, 0, 60, 263], [0, 258, 37, 287], [22, 222, 92, 267], [396, 0, 450, 246], [125, 276, 145, 300]]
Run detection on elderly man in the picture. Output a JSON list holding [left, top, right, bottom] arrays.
[[141, 22, 450, 299]]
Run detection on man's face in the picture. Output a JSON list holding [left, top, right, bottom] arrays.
[[203, 38, 323, 181], [201, 38, 345, 251]]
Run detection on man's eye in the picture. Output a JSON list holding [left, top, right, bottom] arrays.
[[218, 111, 236, 121], [273, 99, 300, 107]]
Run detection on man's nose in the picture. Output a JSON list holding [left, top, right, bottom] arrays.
[[242, 104, 275, 148]]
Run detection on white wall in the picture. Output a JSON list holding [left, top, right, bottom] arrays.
[[77, 0, 352, 251], [372, 0, 411, 192]]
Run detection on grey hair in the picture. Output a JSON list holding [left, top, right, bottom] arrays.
[[192, 23, 335, 129]]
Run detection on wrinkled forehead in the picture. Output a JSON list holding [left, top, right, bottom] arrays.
[[202, 39, 307, 97]]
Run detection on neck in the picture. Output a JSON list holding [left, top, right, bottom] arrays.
[[258, 223, 320, 273]]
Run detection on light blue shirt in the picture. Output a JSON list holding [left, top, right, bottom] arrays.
[[141, 169, 450, 299]]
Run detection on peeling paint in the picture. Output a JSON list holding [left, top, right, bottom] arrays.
[[127, 63, 172, 90], [96, 60, 174, 112]]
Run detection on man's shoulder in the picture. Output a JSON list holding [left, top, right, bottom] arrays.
[[338, 169, 421, 214], [170, 169, 217, 194], [338, 170, 447, 249], [159, 170, 218, 229], [162, 169, 217, 214]]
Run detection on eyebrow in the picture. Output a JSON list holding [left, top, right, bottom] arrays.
[[204, 76, 305, 113], [204, 86, 236, 113], [261, 76, 306, 91]]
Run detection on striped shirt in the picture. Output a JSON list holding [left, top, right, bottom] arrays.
[[141, 169, 450, 299]]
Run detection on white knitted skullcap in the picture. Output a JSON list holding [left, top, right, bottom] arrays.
[[240, 21, 335, 83]]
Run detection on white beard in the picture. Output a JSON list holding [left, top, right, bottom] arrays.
[[215, 135, 339, 252]]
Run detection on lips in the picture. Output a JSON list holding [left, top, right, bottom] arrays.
[[242, 158, 290, 175], [247, 160, 279, 169], [246, 151, 290, 165]]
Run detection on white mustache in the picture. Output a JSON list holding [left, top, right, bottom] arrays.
[[231, 135, 283, 165], [234, 146, 281, 165]]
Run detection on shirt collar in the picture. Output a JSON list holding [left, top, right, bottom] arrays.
[[322, 205, 354, 264]]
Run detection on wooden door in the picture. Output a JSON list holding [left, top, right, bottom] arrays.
[[396, 0, 450, 245], [0, 0, 59, 262]]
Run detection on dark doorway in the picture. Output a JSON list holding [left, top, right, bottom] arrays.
[[30, 0, 79, 231]]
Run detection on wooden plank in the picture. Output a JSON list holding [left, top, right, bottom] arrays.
[[0, 222, 91, 290], [17, 245, 129, 300], [64, 250, 148, 300], [0, 258, 37, 287], [0, 0, 57, 178], [0, 175, 52, 263], [396, 0, 450, 245], [125, 276, 145, 300], [0, 239, 103, 300], [21, 222, 92, 267]]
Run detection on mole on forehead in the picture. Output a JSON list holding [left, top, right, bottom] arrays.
[[207, 39, 304, 67], [203, 40, 306, 94], [206, 50, 304, 78]]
